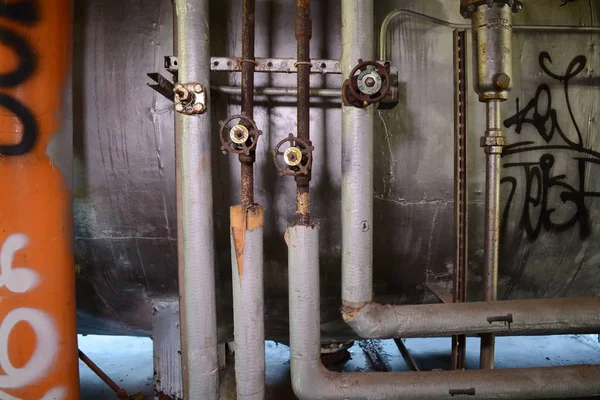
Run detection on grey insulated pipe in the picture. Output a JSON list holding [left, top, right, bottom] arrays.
[[287, 224, 600, 400], [172, 0, 219, 398], [230, 206, 265, 400], [340, 0, 375, 309], [338, 0, 600, 354]]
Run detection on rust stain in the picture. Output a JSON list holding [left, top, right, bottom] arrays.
[[230, 205, 264, 277]]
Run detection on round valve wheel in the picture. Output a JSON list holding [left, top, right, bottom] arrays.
[[271, 134, 313, 177], [218, 113, 262, 155], [345, 59, 391, 107]]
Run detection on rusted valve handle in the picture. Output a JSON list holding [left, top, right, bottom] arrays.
[[271, 133, 313, 177], [218, 113, 262, 156], [348, 59, 391, 105]]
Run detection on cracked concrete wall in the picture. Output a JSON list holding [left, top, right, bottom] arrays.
[[73, 0, 600, 340]]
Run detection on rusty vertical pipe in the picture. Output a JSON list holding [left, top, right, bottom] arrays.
[[295, 0, 312, 225], [0, 0, 79, 398], [240, 0, 256, 208]]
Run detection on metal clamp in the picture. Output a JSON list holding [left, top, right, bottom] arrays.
[[272, 134, 313, 177], [343, 59, 391, 108], [174, 82, 207, 115], [480, 134, 507, 154], [218, 113, 262, 155]]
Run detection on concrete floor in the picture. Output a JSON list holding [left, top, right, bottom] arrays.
[[79, 334, 600, 399]]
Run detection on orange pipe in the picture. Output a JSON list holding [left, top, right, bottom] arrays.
[[0, 0, 79, 399]]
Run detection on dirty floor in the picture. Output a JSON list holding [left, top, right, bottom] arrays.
[[79, 334, 600, 399]]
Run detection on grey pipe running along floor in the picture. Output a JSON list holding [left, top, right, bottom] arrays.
[[79, 334, 600, 399]]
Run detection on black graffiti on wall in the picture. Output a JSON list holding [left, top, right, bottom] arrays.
[[501, 52, 600, 240], [0, 0, 38, 156]]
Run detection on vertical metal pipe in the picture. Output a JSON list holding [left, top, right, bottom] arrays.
[[240, 0, 256, 208], [0, 0, 79, 398], [231, 206, 265, 400], [172, 0, 219, 397], [480, 99, 502, 370], [295, 0, 312, 225], [340, 0, 375, 308]]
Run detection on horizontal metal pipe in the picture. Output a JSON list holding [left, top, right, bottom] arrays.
[[288, 225, 600, 400], [379, 9, 600, 60], [213, 85, 341, 97], [343, 297, 600, 339]]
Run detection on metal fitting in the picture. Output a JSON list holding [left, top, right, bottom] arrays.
[[480, 134, 507, 154], [219, 113, 262, 155], [272, 133, 313, 177], [284, 147, 303, 167], [343, 59, 391, 108], [230, 125, 250, 144], [174, 82, 207, 115], [460, 0, 523, 18]]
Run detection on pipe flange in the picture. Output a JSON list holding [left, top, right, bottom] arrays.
[[218, 113, 263, 155], [343, 60, 391, 108], [271, 134, 313, 177], [460, 0, 523, 18], [174, 82, 207, 115]]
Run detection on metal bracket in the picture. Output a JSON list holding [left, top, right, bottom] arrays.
[[147, 72, 174, 101], [174, 82, 207, 115]]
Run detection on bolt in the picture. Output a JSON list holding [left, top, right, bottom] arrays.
[[193, 103, 204, 113], [495, 73, 511, 90], [194, 84, 203, 93], [174, 85, 190, 101], [175, 103, 184, 112], [364, 77, 376, 88], [360, 220, 369, 232]]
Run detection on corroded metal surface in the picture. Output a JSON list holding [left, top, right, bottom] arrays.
[[73, 0, 600, 343]]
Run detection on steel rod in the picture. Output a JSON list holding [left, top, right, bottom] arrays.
[[379, 9, 600, 60], [79, 350, 129, 399], [172, 0, 219, 397], [480, 99, 502, 370], [295, 0, 312, 225], [393, 339, 420, 371], [213, 85, 341, 97]]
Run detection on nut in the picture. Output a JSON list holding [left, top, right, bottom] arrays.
[[175, 103, 184, 112], [230, 125, 249, 144], [194, 84, 203, 93], [193, 103, 204, 113], [284, 147, 303, 167], [495, 73, 511, 90]]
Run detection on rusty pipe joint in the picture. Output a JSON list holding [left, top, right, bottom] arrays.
[[461, 0, 522, 102], [174, 82, 207, 115]]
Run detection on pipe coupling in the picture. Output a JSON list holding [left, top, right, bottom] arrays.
[[460, 0, 523, 18], [174, 82, 207, 115], [480, 133, 507, 154]]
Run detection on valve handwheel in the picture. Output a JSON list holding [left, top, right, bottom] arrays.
[[271, 134, 313, 177], [345, 59, 391, 107], [218, 113, 262, 155]]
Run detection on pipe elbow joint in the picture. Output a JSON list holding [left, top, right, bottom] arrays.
[[290, 360, 333, 400], [342, 303, 398, 339]]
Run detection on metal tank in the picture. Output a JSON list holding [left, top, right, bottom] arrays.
[[73, 0, 600, 349]]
